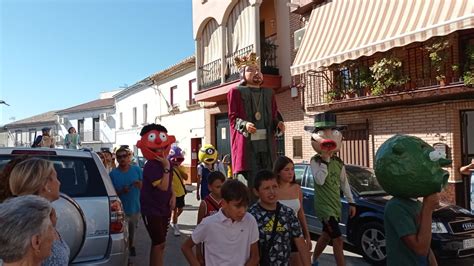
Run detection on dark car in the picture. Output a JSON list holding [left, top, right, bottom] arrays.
[[295, 163, 474, 265]]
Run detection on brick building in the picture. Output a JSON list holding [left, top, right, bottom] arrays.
[[289, 0, 474, 207], [191, 0, 474, 207]]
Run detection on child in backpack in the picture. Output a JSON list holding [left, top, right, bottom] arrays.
[[181, 179, 259, 266], [248, 170, 311, 266]]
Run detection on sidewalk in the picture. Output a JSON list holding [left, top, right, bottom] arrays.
[[130, 186, 369, 266]]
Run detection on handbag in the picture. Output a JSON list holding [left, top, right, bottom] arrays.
[[260, 203, 281, 266]]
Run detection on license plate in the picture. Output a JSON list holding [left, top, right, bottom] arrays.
[[463, 238, 474, 249]]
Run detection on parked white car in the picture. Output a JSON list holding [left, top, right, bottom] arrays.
[[0, 148, 129, 265]]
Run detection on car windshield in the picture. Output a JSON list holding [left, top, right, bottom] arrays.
[[346, 165, 387, 196]]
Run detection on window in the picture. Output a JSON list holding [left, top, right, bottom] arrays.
[[142, 104, 148, 124], [78, 119, 84, 139], [170, 85, 177, 106], [294, 164, 306, 185], [119, 113, 123, 129], [93, 117, 100, 141], [15, 130, 22, 146], [188, 79, 197, 105], [293, 136, 303, 159], [29, 129, 36, 146], [0, 155, 107, 197], [132, 107, 137, 126]]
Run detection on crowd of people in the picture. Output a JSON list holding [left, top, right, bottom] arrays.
[[0, 126, 471, 266]]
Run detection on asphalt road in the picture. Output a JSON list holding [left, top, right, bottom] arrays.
[[129, 186, 369, 266]]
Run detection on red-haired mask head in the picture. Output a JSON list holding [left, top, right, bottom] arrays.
[[136, 124, 176, 161]]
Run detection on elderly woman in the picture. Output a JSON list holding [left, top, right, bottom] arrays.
[[0, 195, 56, 266], [9, 158, 70, 265]]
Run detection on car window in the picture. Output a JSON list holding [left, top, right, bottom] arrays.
[[0, 155, 107, 197], [305, 167, 314, 189], [294, 164, 305, 185], [345, 165, 386, 196]]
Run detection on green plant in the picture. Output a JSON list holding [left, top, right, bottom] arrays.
[[324, 90, 339, 102], [462, 44, 474, 87], [425, 38, 451, 81], [369, 57, 408, 96], [463, 71, 474, 87]]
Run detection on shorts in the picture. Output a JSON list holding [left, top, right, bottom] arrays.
[[322, 216, 341, 239], [142, 215, 170, 245], [175, 195, 185, 209]]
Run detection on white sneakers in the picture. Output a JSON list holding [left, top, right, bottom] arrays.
[[171, 223, 181, 236]]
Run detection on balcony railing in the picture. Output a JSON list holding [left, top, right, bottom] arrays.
[[225, 45, 254, 83], [261, 36, 279, 75], [299, 38, 468, 107], [199, 59, 221, 90]]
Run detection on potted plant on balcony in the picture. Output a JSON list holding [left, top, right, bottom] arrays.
[[358, 65, 374, 96], [425, 38, 451, 86], [462, 44, 474, 88], [324, 90, 340, 103], [260, 39, 279, 75], [369, 56, 409, 96]]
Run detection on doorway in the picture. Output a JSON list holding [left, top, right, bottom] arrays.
[[215, 114, 231, 160]]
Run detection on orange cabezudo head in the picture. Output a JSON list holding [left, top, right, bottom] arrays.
[[136, 124, 176, 161]]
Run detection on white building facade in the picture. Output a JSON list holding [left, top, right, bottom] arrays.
[[114, 57, 203, 180]]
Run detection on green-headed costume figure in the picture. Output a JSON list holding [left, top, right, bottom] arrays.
[[305, 112, 355, 266], [375, 135, 451, 266]]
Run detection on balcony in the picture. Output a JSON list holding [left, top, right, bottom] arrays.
[[199, 59, 221, 90], [224, 45, 254, 83], [298, 35, 474, 112]]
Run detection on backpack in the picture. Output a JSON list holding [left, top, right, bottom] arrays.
[[32, 135, 43, 148]]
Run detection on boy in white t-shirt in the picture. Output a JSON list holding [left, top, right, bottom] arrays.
[[181, 179, 259, 266]]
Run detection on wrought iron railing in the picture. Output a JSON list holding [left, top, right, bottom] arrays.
[[261, 36, 278, 75], [225, 45, 254, 83], [198, 59, 222, 90], [300, 41, 462, 107]]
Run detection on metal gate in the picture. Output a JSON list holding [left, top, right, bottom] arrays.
[[338, 121, 370, 167]]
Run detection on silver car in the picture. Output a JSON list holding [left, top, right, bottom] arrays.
[[0, 148, 128, 265]]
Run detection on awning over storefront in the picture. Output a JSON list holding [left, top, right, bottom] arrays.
[[291, 0, 474, 76]]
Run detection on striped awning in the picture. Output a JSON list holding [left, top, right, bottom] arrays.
[[291, 0, 474, 76]]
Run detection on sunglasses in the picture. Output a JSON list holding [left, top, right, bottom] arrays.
[[116, 154, 129, 159]]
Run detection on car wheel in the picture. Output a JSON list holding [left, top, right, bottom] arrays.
[[357, 221, 386, 265]]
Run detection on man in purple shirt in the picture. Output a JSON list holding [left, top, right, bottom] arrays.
[[137, 123, 176, 266]]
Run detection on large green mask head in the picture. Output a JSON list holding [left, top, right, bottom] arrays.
[[375, 135, 452, 198]]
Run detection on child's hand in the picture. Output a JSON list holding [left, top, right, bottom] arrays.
[[349, 206, 356, 218]]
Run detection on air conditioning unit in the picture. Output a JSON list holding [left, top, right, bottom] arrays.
[[168, 103, 180, 113], [294, 27, 306, 50]]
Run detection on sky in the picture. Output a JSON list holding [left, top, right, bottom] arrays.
[[0, 0, 195, 125]]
